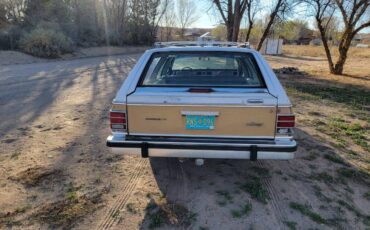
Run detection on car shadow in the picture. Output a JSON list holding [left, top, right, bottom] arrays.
[[139, 128, 370, 230]]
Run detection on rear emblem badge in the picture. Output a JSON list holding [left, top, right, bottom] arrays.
[[246, 122, 263, 127]]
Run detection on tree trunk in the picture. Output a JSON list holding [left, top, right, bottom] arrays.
[[245, 22, 253, 42], [232, 20, 241, 41], [333, 33, 353, 75], [256, 13, 276, 51], [317, 20, 335, 74], [226, 23, 233, 41]]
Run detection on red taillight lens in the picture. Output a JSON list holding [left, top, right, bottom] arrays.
[[278, 115, 295, 121], [277, 121, 295, 127], [110, 111, 127, 131], [277, 115, 295, 128], [276, 114, 295, 128]]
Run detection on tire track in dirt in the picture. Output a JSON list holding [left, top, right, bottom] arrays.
[[257, 161, 287, 230], [97, 158, 148, 230], [166, 159, 189, 203]]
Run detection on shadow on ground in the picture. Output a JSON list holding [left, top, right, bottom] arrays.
[[139, 128, 370, 230]]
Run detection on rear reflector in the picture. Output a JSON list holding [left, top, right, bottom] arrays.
[[110, 110, 127, 132]]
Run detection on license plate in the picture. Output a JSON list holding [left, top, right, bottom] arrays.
[[186, 115, 215, 130]]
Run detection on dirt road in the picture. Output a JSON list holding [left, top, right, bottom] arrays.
[[0, 53, 369, 230]]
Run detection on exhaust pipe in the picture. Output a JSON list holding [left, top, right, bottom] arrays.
[[195, 159, 204, 166]]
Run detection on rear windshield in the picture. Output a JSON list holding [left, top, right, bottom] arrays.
[[140, 52, 265, 87]]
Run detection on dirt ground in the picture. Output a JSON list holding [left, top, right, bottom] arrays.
[[0, 46, 149, 66], [0, 46, 369, 230]]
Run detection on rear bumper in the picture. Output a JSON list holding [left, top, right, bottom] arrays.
[[106, 134, 297, 160]]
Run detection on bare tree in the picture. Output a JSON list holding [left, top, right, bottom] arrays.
[[332, 0, 370, 74], [256, 0, 296, 51], [161, 0, 176, 41], [305, 0, 336, 72], [244, 0, 260, 42], [177, 0, 198, 39], [307, 0, 370, 75], [212, 0, 248, 41]]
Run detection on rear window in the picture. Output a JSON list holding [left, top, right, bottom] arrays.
[[140, 52, 265, 87]]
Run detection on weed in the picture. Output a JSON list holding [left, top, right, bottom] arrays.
[[231, 203, 252, 218], [146, 200, 196, 229], [199, 227, 209, 230], [337, 200, 362, 217], [283, 221, 297, 230], [289, 202, 326, 224], [11, 150, 22, 159], [14, 205, 31, 214], [250, 166, 270, 177], [65, 182, 78, 201], [216, 200, 227, 207], [309, 172, 335, 184], [364, 191, 370, 201], [337, 168, 370, 186], [126, 203, 137, 214], [308, 111, 322, 116], [216, 190, 233, 201], [324, 154, 348, 165], [275, 170, 283, 175], [149, 212, 165, 229], [33, 192, 102, 229], [239, 176, 269, 204], [312, 185, 332, 203], [303, 154, 317, 161]]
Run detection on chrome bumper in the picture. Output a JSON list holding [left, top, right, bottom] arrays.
[[107, 134, 297, 160]]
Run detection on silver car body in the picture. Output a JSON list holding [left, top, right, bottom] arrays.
[[107, 45, 297, 160]]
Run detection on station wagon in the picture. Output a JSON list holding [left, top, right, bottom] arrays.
[[107, 42, 297, 160]]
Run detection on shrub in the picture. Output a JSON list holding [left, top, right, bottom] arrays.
[[20, 26, 73, 58]]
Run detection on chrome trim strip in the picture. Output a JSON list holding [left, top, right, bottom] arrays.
[[126, 133, 274, 139], [127, 104, 276, 107], [181, 111, 220, 116]]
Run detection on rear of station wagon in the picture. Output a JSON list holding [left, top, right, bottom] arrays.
[[107, 42, 297, 160]]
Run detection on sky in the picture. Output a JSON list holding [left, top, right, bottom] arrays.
[[191, 0, 315, 29], [189, 0, 370, 33]]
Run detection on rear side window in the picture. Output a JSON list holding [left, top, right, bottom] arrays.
[[140, 52, 265, 87]]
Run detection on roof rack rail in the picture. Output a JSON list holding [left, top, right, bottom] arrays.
[[154, 41, 250, 48]]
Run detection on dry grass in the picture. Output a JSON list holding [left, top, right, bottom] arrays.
[[283, 45, 370, 59], [267, 45, 370, 89], [267, 45, 370, 174]]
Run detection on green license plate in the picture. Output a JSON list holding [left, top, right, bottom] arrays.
[[186, 115, 215, 130]]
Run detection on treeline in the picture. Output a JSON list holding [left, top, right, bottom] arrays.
[[0, 0, 167, 57]]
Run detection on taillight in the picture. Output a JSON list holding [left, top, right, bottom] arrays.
[[110, 110, 127, 132], [276, 107, 295, 135]]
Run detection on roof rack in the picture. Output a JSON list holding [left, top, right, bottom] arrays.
[[154, 41, 250, 48]]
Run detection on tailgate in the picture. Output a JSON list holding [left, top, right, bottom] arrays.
[[127, 90, 277, 138]]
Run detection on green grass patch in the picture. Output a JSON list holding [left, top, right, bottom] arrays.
[[126, 203, 137, 214], [230, 203, 252, 218], [286, 83, 370, 110], [11, 150, 22, 159], [364, 191, 370, 201], [309, 172, 335, 184], [283, 221, 298, 230], [324, 153, 348, 166], [289, 202, 326, 224], [239, 175, 269, 204]]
